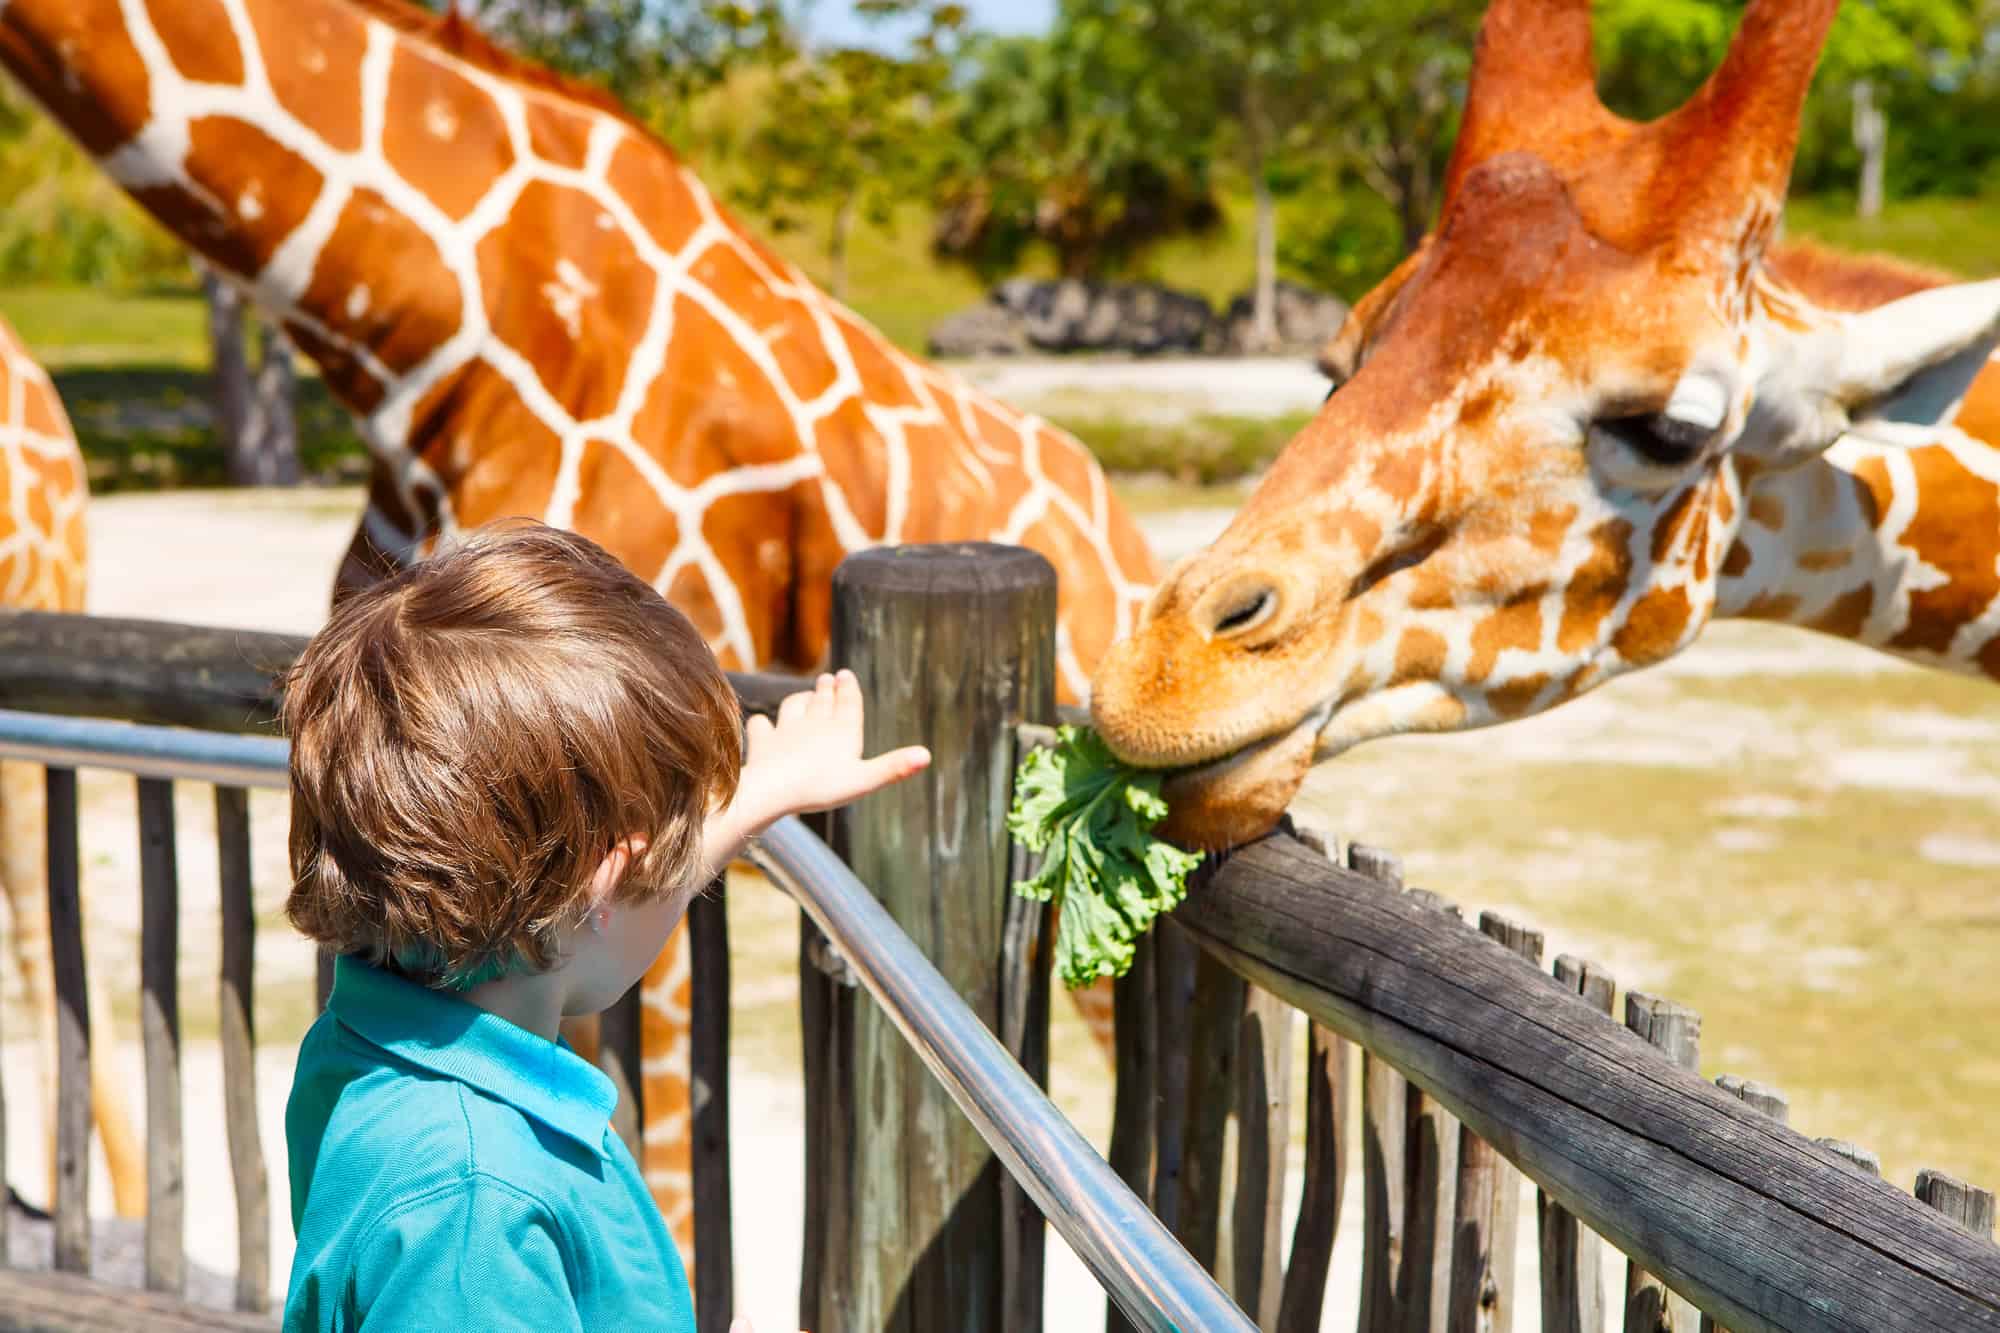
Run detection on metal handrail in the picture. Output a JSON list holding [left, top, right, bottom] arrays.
[[0, 709, 1252, 1333], [0, 708, 289, 789], [754, 817, 1254, 1333]]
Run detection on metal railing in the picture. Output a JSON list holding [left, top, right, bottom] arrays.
[[0, 707, 1250, 1332]]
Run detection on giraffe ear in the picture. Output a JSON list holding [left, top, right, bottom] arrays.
[[1829, 280, 2000, 433]]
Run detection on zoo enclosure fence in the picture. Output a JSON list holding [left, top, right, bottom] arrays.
[[0, 540, 1998, 1333]]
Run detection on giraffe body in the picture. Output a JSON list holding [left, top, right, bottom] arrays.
[[1089, 0, 2000, 851], [0, 314, 147, 1217], [0, 0, 1152, 1247]]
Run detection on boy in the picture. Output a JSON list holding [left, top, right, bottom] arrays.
[[280, 522, 928, 1331]]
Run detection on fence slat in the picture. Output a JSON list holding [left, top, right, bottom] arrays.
[[137, 777, 184, 1295], [1276, 827, 1347, 1333], [1540, 957, 1614, 1333], [688, 877, 732, 1333], [1699, 1080, 1789, 1333], [1106, 930, 1160, 1333], [1448, 914, 1544, 1333], [1349, 843, 1406, 1333], [1152, 921, 1200, 1237], [1231, 985, 1293, 1329], [1916, 1170, 1997, 1240], [214, 787, 269, 1312], [1180, 947, 1247, 1272], [1619, 994, 1699, 1333], [1000, 832, 1051, 1333], [1403, 891, 1463, 1333], [44, 766, 88, 1275]]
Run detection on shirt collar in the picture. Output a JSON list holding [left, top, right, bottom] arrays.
[[327, 955, 618, 1158]]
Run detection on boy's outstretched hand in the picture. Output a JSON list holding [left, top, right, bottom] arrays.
[[703, 670, 930, 874]]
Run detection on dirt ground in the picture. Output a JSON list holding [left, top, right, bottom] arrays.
[[9, 470, 1996, 1324]]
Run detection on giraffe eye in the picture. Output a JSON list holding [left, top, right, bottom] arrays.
[[1593, 413, 1714, 467]]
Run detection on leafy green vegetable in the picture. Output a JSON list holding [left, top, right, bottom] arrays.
[[1007, 725, 1204, 988]]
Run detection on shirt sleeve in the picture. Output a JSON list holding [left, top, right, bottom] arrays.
[[350, 1178, 584, 1333]]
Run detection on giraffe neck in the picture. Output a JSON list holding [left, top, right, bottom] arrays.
[[1716, 389, 2000, 679]]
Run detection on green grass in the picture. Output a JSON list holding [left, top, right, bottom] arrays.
[[1786, 192, 2000, 278]]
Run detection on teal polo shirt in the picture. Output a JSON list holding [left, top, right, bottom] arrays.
[[283, 956, 694, 1332]]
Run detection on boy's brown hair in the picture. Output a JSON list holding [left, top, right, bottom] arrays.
[[283, 521, 742, 989]]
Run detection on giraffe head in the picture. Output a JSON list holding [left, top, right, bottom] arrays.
[[1092, 0, 2000, 849]]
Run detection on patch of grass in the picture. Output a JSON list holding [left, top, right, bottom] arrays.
[[0, 284, 208, 368], [50, 365, 368, 493], [1052, 410, 1314, 485], [1787, 192, 2000, 278]]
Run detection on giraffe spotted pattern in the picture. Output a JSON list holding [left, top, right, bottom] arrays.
[[0, 0, 1155, 1251]]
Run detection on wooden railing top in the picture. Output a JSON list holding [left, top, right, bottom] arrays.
[[0, 608, 806, 732], [1175, 833, 2000, 1333]]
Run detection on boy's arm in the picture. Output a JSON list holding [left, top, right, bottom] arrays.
[[350, 1183, 586, 1333], [701, 669, 929, 877]]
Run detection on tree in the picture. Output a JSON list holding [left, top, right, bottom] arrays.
[[931, 8, 1220, 282], [1144, 1, 1350, 348], [733, 3, 962, 302], [201, 265, 301, 486]]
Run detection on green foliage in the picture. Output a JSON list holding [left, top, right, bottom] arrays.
[[1008, 725, 1202, 988], [731, 2, 963, 298], [1053, 410, 1315, 485], [0, 84, 186, 291], [931, 13, 1221, 280]]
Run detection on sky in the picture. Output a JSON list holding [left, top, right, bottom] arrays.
[[805, 0, 1056, 50]]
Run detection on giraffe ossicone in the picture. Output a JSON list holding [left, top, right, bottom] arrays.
[[1090, 0, 2000, 851]]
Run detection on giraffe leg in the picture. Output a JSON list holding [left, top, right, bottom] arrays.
[[1069, 975, 1118, 1067], [0, 761, 148, 1218], [639, 920, 696, 1257]]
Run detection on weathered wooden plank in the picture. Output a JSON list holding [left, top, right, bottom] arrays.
[[1276, 826, 1347, 1333], [1404, 891, 1462, 1333], [1278, 1019, 1348, 1333], [1180, 947, 1247, 1272], [1151, 921, 1200, 1239], [43, 767, 88, 1275], [1349, 842, 1407, 1333], [1621, 994, 1699, 1333], [1540, 956, 1614, 1333], [136, 778, 184, 1297], [1175, 834, 2000, 1333], [1448, 914, 1544, 1333], [1916, 1170, 1997, 1240], [1700, 1079, 1790, 1333], [1106, 930, 1159, 1333], [213, 787, 269, 1313], [998, 842, 1051, 1333], [0, 609, 811, 734], [1815, 1140, 1880, 1177], [0, 1268, 277, 1330], [817, 544, 1055, 1333], [688, 877, 732, 1333], [1230, 985, 1293, 1330]]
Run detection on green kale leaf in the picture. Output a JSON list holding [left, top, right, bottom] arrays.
[[1007, 726, 1203, 988]]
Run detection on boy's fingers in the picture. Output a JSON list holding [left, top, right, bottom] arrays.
[[778, 690, 810, 726], [864, 746, 931, 787], [811, 672, 837, 716]]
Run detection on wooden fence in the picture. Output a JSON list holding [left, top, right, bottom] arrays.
[[1, 541, 1998, 1332]]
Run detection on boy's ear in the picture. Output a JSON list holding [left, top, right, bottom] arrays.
[[586, 835, 651, 905]]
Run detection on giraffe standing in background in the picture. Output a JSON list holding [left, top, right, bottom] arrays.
[[0, 0, 1152, 1250], [1089, 0, 2000, 849], [0, 315, 146, 1218]]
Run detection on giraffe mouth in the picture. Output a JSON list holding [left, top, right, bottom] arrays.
[[1153, 697, 1338, 850]]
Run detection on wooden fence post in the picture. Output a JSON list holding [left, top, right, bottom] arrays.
[[1351, 843, 1407, 1333], [1277, 826, 1349, 1333], [1403, 890, 1463, 1333], [1699, 1080, 1788, 1333], [1622, 994, 1700, 1333], [1915, 1170, 1998, 1240], [806, 543, 1056, 1333], [1448, 913, 1544, 1333], [1541, 956, 1614, 1333]]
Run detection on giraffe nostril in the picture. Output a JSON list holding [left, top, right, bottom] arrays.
[[1211, 586, 1278, 638]]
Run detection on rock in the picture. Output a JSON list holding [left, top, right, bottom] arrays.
[[1217, 281, 1351, 356], [933, 278, 1217, 357], [926, 301, 1028, 358], [5, 1189, 241, 1311]]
